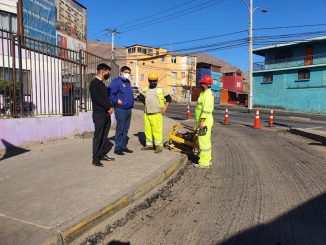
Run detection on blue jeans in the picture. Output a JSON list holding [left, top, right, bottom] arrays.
[[114, 107, 132, 151]]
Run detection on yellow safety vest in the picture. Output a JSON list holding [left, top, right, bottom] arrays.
[[142, 86, 166, 108], [195, 88, 214, 126]]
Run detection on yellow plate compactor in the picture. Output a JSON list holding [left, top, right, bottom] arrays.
[[164, 122, 200, 155]]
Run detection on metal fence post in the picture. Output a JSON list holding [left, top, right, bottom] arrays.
[[79, 49, 83, 112], [17, 34, 24, 117], [11, 34, 17, 117]]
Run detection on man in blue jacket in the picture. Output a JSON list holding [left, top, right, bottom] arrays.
[[108, 66, 134, 155]]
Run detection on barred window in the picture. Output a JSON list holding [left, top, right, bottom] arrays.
[[263, 73, 273, 83], [298, 69, 310, 80]]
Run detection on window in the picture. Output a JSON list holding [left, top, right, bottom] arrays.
[[236, 82, 241, 88], [0, 11, 17, 33], [298, 69, 310, 80], [189, 73, 193, 80], [148, 49, 153, 56], [225, 72, 234, 77], [181, 72, 185, 78], [151, 60, 154, 64], [171, 72, 177, 78], [128, 47, 135, 54], [160, 56, 165, 62], [171, 56, 177, 64], [140, 74, 144, 81], [137, 47, 147, 54], [263, 73, 273, 83]]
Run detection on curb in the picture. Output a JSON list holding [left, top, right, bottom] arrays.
[[289, 128, 326, 144], [43, 154, 188, 245]]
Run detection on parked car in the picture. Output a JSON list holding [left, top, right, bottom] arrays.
[[132, 86, 140, 101]]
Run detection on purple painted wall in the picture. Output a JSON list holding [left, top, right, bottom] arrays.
[[0, 112, 94, 149]]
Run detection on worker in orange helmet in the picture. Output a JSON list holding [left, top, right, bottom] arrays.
[[194, 75, 215, 168]]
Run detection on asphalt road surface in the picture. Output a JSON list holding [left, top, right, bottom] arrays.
[[82, 104, 326, 245]]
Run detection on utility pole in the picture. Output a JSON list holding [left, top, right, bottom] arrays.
[[240, 0, 267, 112], [105, 28, 120, 61], [248, 0, 253, 112]]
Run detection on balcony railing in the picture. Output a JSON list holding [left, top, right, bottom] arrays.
[[254, 53, 326, 71]]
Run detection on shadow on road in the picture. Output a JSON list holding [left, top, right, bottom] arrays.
[[308, 142, 326, 146], [219, 192, 326, 245], [169, 116, 186, 121], [134, 132, 146, 146], [107, 241, 130, 245], [0, 139, 30, 161]]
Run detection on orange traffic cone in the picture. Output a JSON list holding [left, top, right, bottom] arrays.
[[253, 110, 261, 129], [187, 105, 191, 120], [268, 109, 274, 127], [224, 108, 229, 125]]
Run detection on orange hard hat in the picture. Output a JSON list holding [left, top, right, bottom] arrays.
[[148, 72, 158, 81], [200, 75, 213, 85]]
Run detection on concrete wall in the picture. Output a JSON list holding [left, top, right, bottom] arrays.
[[0, 112, 94, 149], [253, 67, 326, 113]]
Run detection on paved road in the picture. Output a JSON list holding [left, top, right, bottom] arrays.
[[81, 107, 326, 245], [134, 102, 326, 129]]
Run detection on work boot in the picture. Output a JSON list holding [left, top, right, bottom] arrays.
[[154, 146, 163, 153], [141, 146, 153, 151]]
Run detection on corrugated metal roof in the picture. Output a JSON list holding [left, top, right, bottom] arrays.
[[253, 35, 326, 54]]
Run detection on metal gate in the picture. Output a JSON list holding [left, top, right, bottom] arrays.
[[0, 28, 118, 118]]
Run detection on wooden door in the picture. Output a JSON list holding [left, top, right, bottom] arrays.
[[304, 47, 313, 66]]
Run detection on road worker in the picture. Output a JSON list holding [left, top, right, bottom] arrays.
[[194, 75, 215, 168], [138, 72, 172, 153]]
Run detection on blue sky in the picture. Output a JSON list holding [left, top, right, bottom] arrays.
[[79, 0, 326, 71]]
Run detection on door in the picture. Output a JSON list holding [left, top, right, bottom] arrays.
[[304, 47, 313, 66]]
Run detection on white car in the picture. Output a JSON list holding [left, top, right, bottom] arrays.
[[132, 86, 140, 101]]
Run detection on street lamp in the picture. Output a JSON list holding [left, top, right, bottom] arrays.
[[241, 0, 267, 112]]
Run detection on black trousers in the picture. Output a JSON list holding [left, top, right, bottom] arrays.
[[92, 116, 111, 162]]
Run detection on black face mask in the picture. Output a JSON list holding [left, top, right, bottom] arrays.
[[103, 73, 111, 80]]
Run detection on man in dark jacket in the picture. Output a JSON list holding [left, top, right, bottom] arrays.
[[89, 63, 115, 167], [108, 66, 134, 155]]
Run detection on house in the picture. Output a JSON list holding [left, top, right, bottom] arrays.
[[220, 69, 247, 105], [193, 54, 223, 103], [124, 44, 196, 102], [253, 36, 326, 113], [194, 62, 222, 103]]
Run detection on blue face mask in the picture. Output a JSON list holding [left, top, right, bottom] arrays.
[[149, 82, 157, 89]]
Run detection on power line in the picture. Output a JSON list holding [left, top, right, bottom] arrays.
[[254, 23, 326, 31], [153, 30, 248, 47], [88, 1, 200, 39], [120, 0, 230, 33], [113, 29, 326, 61], [154, 24, 326, 47], [116, 0, 198, 28]]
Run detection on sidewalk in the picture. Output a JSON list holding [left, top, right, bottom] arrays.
[[0, 110, 187, 245]]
